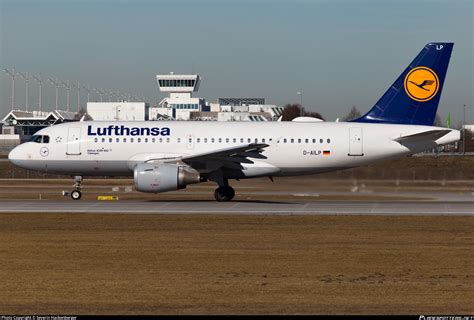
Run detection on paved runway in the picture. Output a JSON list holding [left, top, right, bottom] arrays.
[[0, 200, 473, 215]]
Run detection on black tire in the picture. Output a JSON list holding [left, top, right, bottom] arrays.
[[214, 186, 235, 202], [71, 190, 82, 200]]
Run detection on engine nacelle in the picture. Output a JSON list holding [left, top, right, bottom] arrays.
[[134, 163, 200, 193]]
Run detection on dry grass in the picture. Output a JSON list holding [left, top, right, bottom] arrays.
[[0, 214, 472, 314]]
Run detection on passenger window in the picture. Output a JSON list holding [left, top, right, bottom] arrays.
[[233, 138, 236, 143], [101, 138, 106, 143], [283, 138, 287, 143], [291, 138, 294, 143], [130, 138, 134, 143], [312, 138, 316, 143], [94, 138, 98, 143], [137, 138, 141, 143], [211, 138, 215, 143], [177, 138, 180, 143], [109, 138, 113, 143], [219, 138, 222, 143], [262, 138, 266, 143], [255, 138, 258, 143], [298, 138, 301, 143], [320, 139, 323, 143], [159, 138, 163, 143], [145, 138, 148, 143], [327, 138, 331, 143], [247, 138, 251, 143], [123, 138, 127, 143], [305, 138, 309, 143], [204, 138, 208, 143], [240, 138, 244, 143], [166, 138, 170, 143], [197, 138, 201, 143], [116, 138, 120, 143]]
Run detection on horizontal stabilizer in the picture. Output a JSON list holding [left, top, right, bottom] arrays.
[[394, 129, 451, 143]]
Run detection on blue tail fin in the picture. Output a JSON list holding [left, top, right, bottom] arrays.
[[353, 42, 453, 126]]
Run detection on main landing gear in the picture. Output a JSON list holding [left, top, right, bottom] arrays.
[[69, 176, 83, 200], [210, 173, 235, 202], [214, 185, 235, 202]]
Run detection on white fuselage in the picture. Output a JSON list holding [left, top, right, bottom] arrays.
[[8, 121, 460, 179]]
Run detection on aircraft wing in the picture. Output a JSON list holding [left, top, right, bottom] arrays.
[[394, 129, 451, 143], [181, 143, 269, 171], [143, 143, 270, 172]]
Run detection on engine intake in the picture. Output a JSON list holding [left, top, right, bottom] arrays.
[[134, 163, 200, 193]]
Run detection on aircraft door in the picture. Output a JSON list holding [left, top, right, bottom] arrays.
[[67, 127, 82, 155], [348, 127, 363, 156]]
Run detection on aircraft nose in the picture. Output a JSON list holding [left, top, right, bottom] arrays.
[[8, 145, 21, 165], [8, 144, 27, 167]]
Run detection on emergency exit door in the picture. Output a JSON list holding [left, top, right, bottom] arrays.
[[67, 127, 82, 155], [348, 127, 363, 156]]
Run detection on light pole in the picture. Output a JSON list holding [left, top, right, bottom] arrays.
[[3, 68, 15, 110], [17, 72, 30, 111], [92, 88, 98, 101], [93, 88, 104, 102], [82, 84, 91, 103], [32, 74, 42, 112], [61, 80, 70, 111], [463, 104, 467, 154], [74, 82, 81, 112], [48, 77, 61, 110], [108, 89, 115, 102], [99, 88, 105, 102], [297, 91, 303, 117]]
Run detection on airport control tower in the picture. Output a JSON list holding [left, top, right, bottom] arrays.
[[156, 73, 207, 116]]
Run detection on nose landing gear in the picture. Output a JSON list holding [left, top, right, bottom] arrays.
[[67, 176, 83, 200]]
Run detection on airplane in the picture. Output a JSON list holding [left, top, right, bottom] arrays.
[[8, 42, 460, 201]]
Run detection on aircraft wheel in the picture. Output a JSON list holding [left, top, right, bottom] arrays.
[[214, 186, 235, 202], [71, 189, 82, 200]]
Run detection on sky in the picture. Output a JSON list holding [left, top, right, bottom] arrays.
[[0, 0, 473, 123]]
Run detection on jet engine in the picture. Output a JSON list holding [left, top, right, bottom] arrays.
[[134, 163, 201, 193]]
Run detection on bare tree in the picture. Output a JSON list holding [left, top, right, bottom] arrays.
[[342, 106, 362, 121], [281, 103, 324, 121]]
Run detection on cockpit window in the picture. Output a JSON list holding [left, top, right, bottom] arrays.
[[30, 135, 42, 143], [30, 135, 50, 143]]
